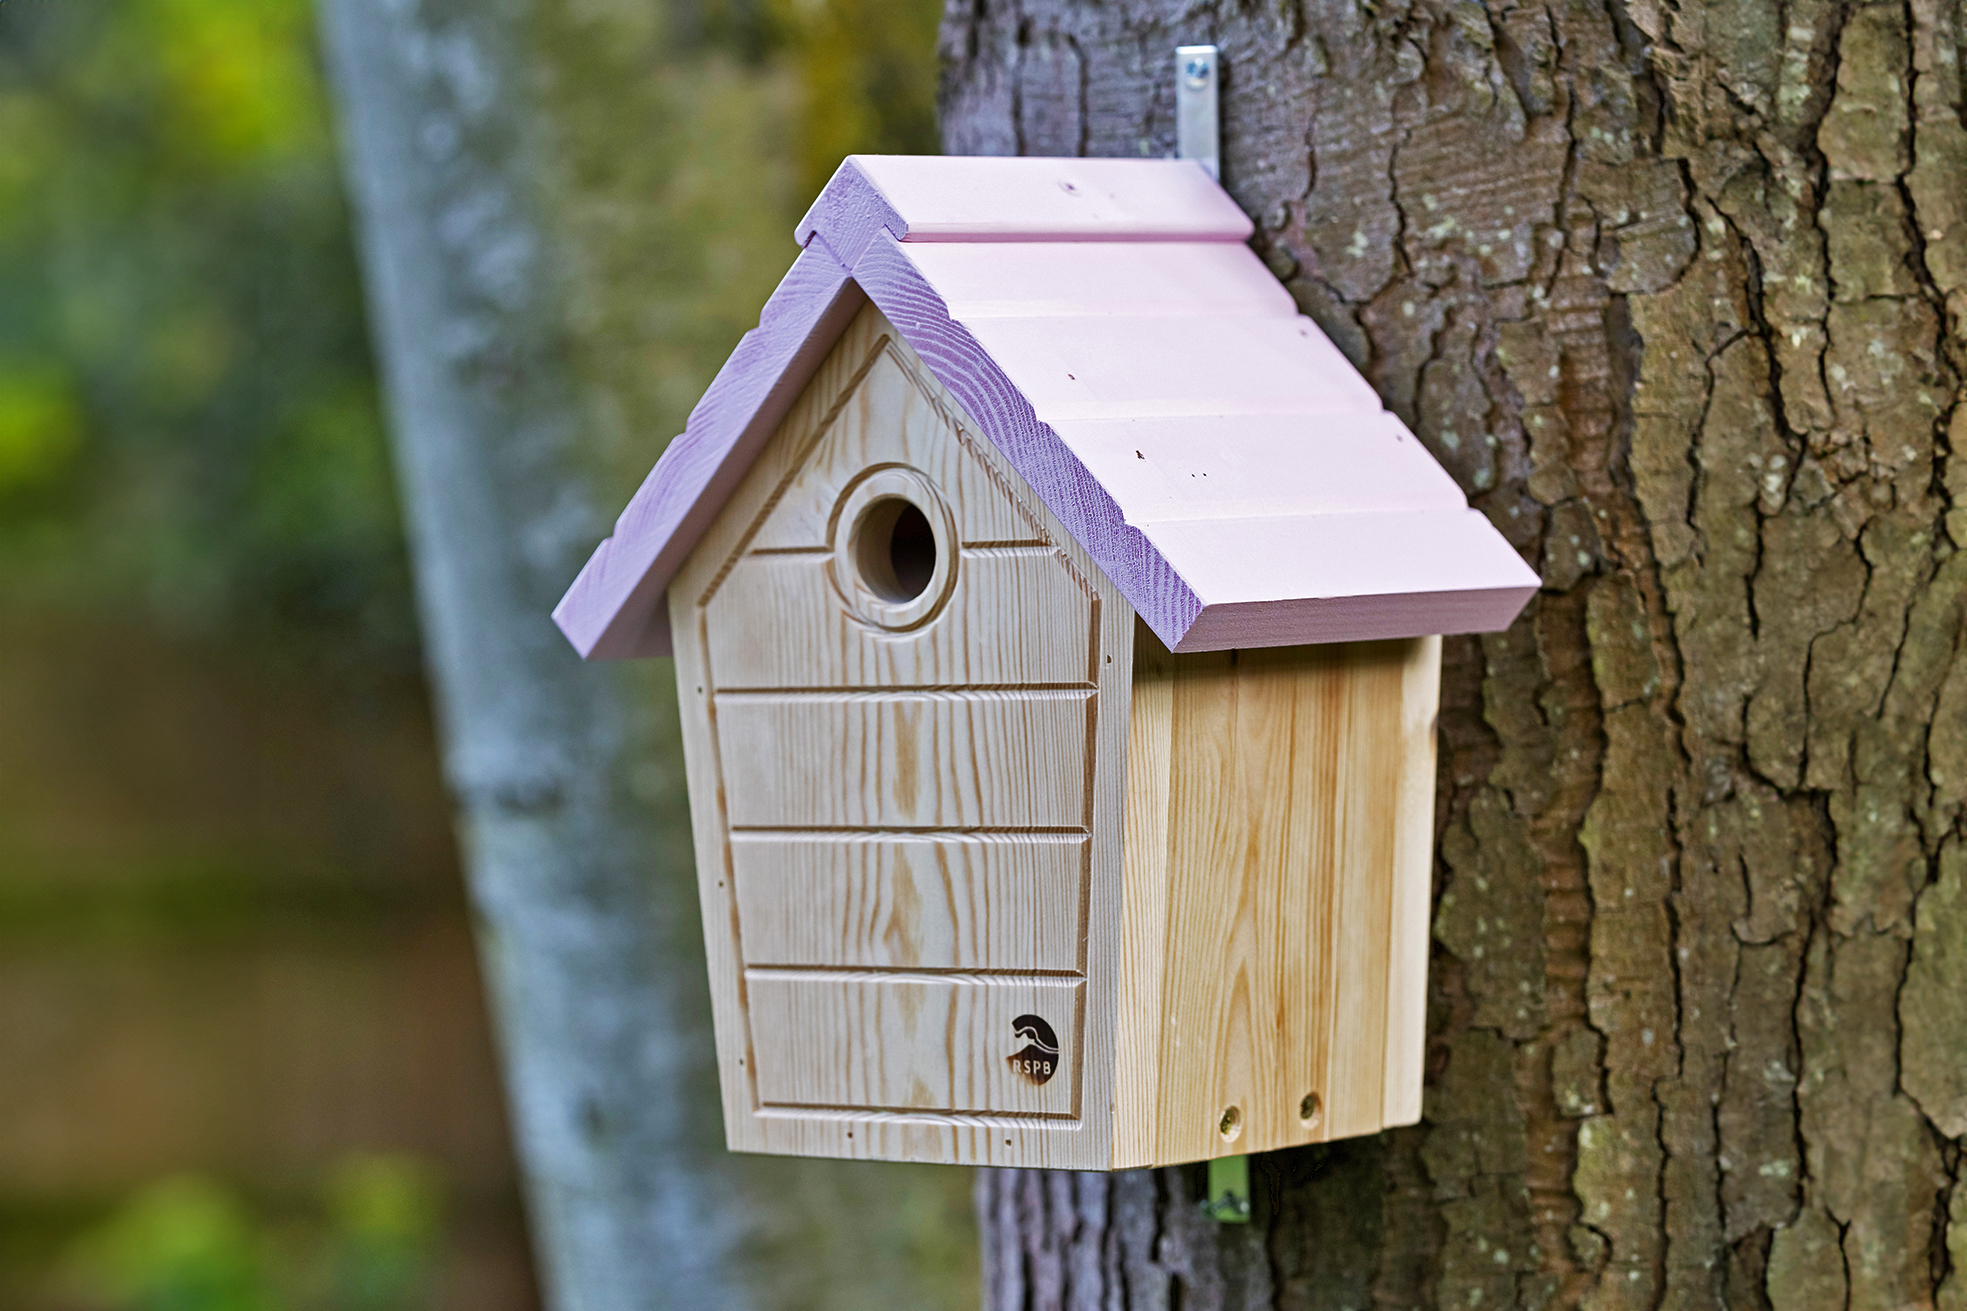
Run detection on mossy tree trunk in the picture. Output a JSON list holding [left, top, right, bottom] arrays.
[[946, 0, 1967, 1305]]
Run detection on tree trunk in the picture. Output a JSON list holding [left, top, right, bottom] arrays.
[[947, 0, 1967, 1305], [317, 5, 984, 1310], [315, 4, 762, 1307]]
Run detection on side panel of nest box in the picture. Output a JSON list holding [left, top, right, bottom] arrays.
[[1110, 627, 1440, 1168]]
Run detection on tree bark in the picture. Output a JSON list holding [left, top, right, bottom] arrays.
[[947, 0, 1967, 1305]]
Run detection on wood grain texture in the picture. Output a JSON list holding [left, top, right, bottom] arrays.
[[669, 301, 1136, 1169], [556, 157, 1538, 663], [1381, 635, 1441, 1127], [1111, 628, 1442, 1167], [748, 971, 1083, 1115], [743, 341, 1042, 551], [732, 833, 1087, 970], [706, 552, 1094, 689], [1110, 621, 1175, 1168], [717, 690, 1093, 830]]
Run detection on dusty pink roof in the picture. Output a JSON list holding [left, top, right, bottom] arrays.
[[553, 155, 1538, 659]]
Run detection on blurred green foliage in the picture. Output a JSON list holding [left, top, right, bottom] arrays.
[[60, 1157, 444, 1311], [0, 0, 956, 1304], [0, 0, 939, 671], [0, 0, 407, 666]]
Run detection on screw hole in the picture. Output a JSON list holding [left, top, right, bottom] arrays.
[[1217, 1105, 1242, 1142], [1299, 1092, 1323, 1128]]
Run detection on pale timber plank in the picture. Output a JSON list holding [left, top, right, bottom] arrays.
[[745, 342, 1044, 550], [748, 972, 1083, 1116], [1121, 636, 1435, 1164], [732, 833, 1086, 971], [1381, 636, 1441, 1126], [1148, 644, 1340, 1164], [717, 690, 1093, 830], [1111, 619, 1175, 1167], [706, 551, 1094, 689], [1317, 644, 1409, 1142], [667, 596, 765, 1150]]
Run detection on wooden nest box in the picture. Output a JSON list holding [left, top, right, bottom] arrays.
[[554, 156, 1537, 1171]]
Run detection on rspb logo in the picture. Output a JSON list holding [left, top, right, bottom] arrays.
[[1007, 1014, 1060, 1085]]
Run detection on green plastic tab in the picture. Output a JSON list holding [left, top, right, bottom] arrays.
[[1201, 1154, 1251, 1223]]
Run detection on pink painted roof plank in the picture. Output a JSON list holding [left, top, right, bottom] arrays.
[[1050, 413, 1472, 523], [964, 314, 1384, 421], [554, 155, 1539, 660], [892, 241, 1298, 319]]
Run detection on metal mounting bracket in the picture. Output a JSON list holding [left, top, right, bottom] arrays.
[[1175, 45, 1221, 181], [1201, 1153, 1251, 1223]]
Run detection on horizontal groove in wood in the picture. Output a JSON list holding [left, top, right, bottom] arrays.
[[752, 1106, 1084, 1129], [745, 967, 1079, 986], [757, 1101, 1079, 1120], [746, 542, 1052, 555], [714, 687, 1094, 704], [714, 684, 1095, 698], [747, 964, 1088, 978], [730, 827, 1089, 840]]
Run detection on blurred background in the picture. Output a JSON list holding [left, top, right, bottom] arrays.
[[0, 1, 968, 1307]]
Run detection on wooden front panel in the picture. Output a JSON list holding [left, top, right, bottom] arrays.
[[733, 834, 1085, 970], [747, 973, 1082, 1115], [668, 301, 1133, 1166]]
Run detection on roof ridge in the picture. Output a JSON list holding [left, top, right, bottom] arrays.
[[795, 156, 1254, 264]]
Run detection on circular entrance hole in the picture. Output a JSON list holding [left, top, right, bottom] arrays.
[[852, 496, 938, 603], [1298, 1092, 1323, 1130]]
